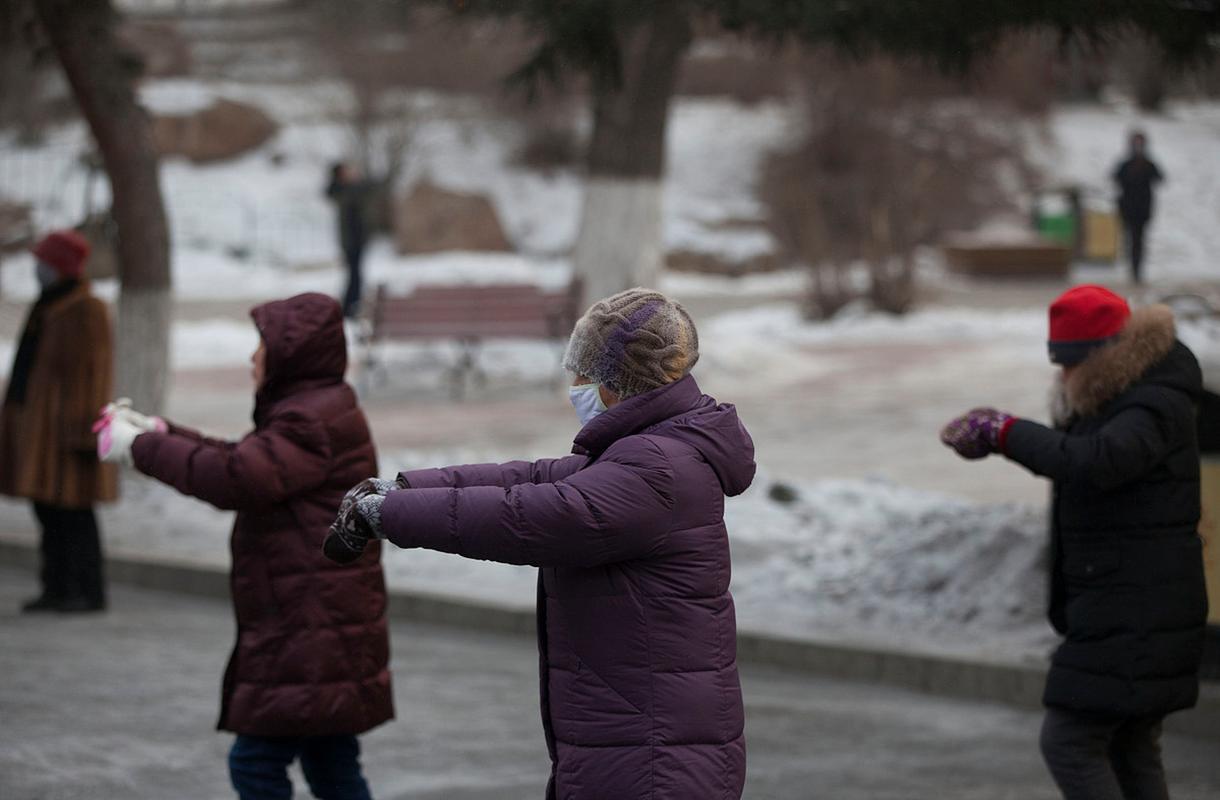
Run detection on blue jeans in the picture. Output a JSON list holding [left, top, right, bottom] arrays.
[[228, 735, 373, 800]]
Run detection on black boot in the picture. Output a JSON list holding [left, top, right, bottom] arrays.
[[20, 595, 61, 613]]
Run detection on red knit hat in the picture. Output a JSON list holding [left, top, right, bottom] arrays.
[[31, 229, 91, 280], [1047, 284, 1131, 365]]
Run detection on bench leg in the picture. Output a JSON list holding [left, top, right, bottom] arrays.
[[446, 340, 479, 400]]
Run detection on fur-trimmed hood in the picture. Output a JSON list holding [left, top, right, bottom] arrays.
[[1052, 304, 1200, 424]]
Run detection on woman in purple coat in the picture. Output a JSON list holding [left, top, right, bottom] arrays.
[[325, 288, 755, 800]]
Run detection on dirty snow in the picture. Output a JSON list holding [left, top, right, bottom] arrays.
[[3, 77, 1220, 662]]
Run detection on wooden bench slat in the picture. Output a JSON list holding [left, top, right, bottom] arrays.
[[363, 279, 584, 398]]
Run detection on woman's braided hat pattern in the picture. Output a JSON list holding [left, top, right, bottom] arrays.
[[563, 288, 699, 399]]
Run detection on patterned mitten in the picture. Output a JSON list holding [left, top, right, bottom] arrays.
[[939, 407, 1015, 460]]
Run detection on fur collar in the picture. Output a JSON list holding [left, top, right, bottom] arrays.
[[1051, 304, 1176, 424]]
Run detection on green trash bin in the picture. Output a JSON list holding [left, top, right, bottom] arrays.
[[1035, 192, 1078, 247]]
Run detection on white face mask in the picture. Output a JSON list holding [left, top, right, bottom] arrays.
[[568, 383, 607, 427]]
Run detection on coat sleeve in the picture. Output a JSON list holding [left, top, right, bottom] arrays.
[[397, 455, 587, 490], [131, 411, 332, 512], [165, 421, 238, 451], [381, 442, 673, 568], [1003, 403, 1179, 491]]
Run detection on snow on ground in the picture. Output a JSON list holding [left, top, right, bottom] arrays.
[[4, 80, 1220, 660], [0, 83, 791, 285], [1040, 102, 1220, 282]]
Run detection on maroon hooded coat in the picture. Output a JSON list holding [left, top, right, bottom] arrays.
[[382, 374, 754, 800], [131, 293, 393, 737]]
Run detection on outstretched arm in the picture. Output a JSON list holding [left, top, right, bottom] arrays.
[[397, 455, 588, 490], [381, 445, 672, 568], [1004, 403, 1179, 491], [131, 412, 331, 512]]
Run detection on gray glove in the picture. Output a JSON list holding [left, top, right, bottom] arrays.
[[337, 477, 401, 518], [323, 477, 402, 564]]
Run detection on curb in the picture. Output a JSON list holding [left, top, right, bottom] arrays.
[[2, 539, 1216, 741]]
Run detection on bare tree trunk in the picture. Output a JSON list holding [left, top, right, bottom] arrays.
[[571, 3, 691, 304], [32, 0, 171, 414]]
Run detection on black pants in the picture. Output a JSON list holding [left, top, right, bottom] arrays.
[[33, 502, 106, 607], [1040, 707, 1168, 800], [342, 242, 365, 319], [1123, 218, 1147, 284]]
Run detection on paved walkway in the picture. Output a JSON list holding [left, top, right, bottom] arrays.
[[3, 567, 1219, 800]]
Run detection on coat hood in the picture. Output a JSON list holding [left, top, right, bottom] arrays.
[[574, 374, 756, 497], [250, 293, 347, 397], [1053, 304, 1201, 423]]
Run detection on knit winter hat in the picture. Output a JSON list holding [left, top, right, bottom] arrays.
[[1047, 284, 1131, 365], [31, 229, 90, 280], [563, 288, 699, 399]]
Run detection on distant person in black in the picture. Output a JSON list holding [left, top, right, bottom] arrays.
[[1112, 130, 1164, 284], [326, 162, 374, 319]]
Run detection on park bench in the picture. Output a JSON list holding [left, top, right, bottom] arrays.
[[360, 279, 583, 397]]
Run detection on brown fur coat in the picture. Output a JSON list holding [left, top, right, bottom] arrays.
[[0, 282, 118, 507]]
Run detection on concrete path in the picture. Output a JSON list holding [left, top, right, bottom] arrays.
[[3, 566, 1219, 800]]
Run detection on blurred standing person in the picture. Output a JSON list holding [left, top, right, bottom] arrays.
[[941, 285, 1207, 800], [1, 230, 116, 613], [324, 288, 754, 800], [1113, 130, 1164, 284], [98, 293, 393, 800], [326, 161, 374, 318]]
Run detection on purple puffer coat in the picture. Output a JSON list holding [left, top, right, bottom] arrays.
[[383, 374, 754, 800], [133, 294, 393, 737]]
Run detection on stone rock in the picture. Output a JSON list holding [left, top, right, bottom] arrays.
[[394, 181, 512, 254], [153, 98, 278, 164]]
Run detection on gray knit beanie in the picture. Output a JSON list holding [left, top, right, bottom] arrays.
[[563, 288, 700, 399]]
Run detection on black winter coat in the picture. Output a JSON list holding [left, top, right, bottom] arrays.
[[1004, 305, 1208, 718], [1113, 155, 1163, 225], [326, 178, 373, 254]]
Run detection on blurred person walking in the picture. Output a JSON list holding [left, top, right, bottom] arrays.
[[1, 230, 116, 613], [97, 293, 392, 800], [1113, 130, 1164, 284], [326, 162, 375, 319], [324, 288, 754, 800], [941, 285, 1208, 800]]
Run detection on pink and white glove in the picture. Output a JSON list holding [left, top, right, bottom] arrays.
[[939, 407, 1015, 460], [94, 414, 141, 465], [94, 398, 167, 465], [98, 398, 167, 435]]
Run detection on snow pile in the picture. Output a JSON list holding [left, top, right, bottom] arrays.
[[727, 476, 1050, 655]]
